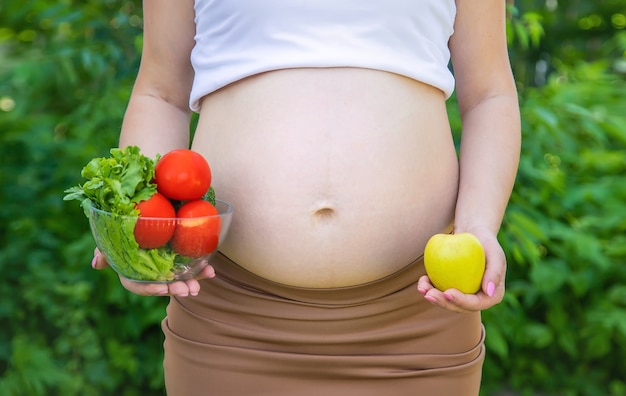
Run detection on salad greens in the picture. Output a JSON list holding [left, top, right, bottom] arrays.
[[63, 146, 157, 216], [88, 207, 180, 281], [64, 146, 180, 282]]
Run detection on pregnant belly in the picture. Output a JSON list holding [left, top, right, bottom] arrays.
[[192, 68, 459, 287]]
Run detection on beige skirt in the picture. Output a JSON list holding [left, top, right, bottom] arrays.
[[162, 252, 485, 396]]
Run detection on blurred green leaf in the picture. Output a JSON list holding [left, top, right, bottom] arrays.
[[2, 1, 626, 396]]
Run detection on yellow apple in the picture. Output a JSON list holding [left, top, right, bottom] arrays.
[[423, 232, 486, 294]]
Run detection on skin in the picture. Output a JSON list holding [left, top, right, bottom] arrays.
[[93, 0, 520, 312], [417, 0, 520, 313]]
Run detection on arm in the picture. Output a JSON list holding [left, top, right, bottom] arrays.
[[418, 0, 521, 312], [119, 0, 196, 157], [93, 0, 213, 297]]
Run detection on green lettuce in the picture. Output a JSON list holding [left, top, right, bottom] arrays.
[[88, 207, 180, 281], [64, 146, 157, 216], [64, 146, 180, 282]]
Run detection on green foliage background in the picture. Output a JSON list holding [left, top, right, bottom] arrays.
[[1, 1, 625, 395]]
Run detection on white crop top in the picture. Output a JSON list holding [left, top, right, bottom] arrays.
[[189, 0, 457, 111]]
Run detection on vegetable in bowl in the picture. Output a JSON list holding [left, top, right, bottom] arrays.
[[64, 146, 158, 217], [87, 204, 181, 281], [64, 146, 229, 283]]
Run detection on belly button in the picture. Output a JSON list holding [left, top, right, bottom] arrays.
[[313, 207, 336, 220]]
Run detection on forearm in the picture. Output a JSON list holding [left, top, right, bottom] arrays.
[[454, 93, 521, 234], [119, 93, 192, 158], [116, 0, 195, 159]]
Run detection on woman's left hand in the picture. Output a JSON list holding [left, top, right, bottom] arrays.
[[417, 227, 506, 313]]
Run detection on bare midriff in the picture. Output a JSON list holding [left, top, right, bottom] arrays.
[[192, 68, 459, 288]]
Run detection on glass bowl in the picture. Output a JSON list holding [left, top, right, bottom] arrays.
[[87, 200, 233, 283]]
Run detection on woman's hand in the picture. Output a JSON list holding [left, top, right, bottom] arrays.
[[417, 228, 506, 313], [91, 248, 215, 297]]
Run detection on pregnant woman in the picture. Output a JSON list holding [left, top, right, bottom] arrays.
[[92, 0, 521, 394]]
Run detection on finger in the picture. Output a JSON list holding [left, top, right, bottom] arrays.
[[183, 264, 217, 296], [422, 288, 474, 314], [442, 288, 488, 312], [115, 263, 216, 297], [441, 286, 504, 312], [195, 263, 216, 280], [481, 249, 506, 299], [417, 276, 473, 313], [481, 267, 505, 299], [91, 249, 110, 270], [167, 281, 193, 297], [428, 289, 492, 313], [468, 231, 505, 295], [119, 276, 170, 296], [416, 275, 435, 295], [186, 279, 201, 296], [481, 257, 501, 297]]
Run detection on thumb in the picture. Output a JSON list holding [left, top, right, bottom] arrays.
[[91, 248, 110, 270], [480, 239, 506, 299]]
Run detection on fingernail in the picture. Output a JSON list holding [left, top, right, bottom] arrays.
[[444, 293, 455, 302], [157, 290, 170, 296], [424, 295, 437, 303], [487, 282, 496, 297], [91, 255, 98, 269]]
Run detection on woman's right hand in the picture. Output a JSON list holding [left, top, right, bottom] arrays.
[[91, 248, 215, 297]]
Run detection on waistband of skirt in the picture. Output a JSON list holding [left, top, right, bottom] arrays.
[[210, 251, 427, 305]]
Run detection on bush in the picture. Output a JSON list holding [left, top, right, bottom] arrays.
[[1, 1, 625, 395], [0, 2, 168, 395], [481, 60, 626, 395]]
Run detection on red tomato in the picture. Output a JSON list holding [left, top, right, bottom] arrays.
[[154, 149, 212, 201], [171, 200, 221, 257], [134, 193, 176, 249]]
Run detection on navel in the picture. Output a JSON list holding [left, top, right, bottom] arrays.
[[313, 207, 335, 219]]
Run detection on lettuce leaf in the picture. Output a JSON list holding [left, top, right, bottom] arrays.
[[88, 208, 179, 281], [64, 146, 180, 281], [64, 146, 157, 216]]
